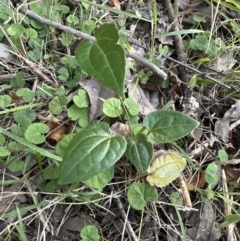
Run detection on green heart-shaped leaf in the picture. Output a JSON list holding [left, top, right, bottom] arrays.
[[73, 89, 90, 108], [125, 139, 153, 174], [80, 225, 100, 241], [103, 98, 123, 117], [7, 23, 25, 37], [0, 147, 10, 157], [58, 122, 127, 184], [127, 182, 158, 210], [76, 24, 125, 97], [24, 123, 49, 144], [0, 95, 11, 107], [124, 98, 140, 115], [143, 110, 199, 143]]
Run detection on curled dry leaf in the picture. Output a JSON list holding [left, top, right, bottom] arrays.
[[215, 100, 240, 143], [110, 122, 131, 138], [36, 114, 61, 124], [47, 122, 69, 146], [9, 91, 23, 103], [177, 175, 192, 209]]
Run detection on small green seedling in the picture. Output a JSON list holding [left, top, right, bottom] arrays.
[[80, 225, 100, 241]]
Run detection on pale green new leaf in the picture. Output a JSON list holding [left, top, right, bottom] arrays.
[[0, 95, 11, 107], [205, 163, 219, 185], [73, 89, 90, 108], [25, 28, 38, 39], [7, 23, 25, 37], [24, 123, 49, 144], [58, 122, 127, 184], [6, 157, 24, 172], [124, 98, 139, 115], [147, 151, 186, 187], [103, 98, 123, 117], [80, 225, 100, 241], [0, 147, 10, 157]]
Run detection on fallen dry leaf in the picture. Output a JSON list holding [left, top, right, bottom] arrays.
[[209, 52, 237, 73], [9, 91, 23, 103], [186, 171, 206, 191], [224, 165, 239, 186], [0, 43, 12, 61], [215, 100, 240, 143], [178, 175, 192, 209], [127, 81, 156, 116], [108, 0, 121, 10], [178, 0, 190, 10], [80, 79, 117, 122]]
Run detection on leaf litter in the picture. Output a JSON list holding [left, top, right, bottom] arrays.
[[1, 0, 240, 240]]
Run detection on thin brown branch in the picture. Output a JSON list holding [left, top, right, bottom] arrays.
[[0, 74, 16, 83], [18, 3, 167, 80], [177, 174, 192, 210], [114, 192, 138, 241], [129, 40, 231, 89], [164, 0, 188, 85], [24, 59, 58, 86]]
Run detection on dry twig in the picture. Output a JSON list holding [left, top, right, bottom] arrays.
[[177, 174, 192, 209], [129, 40, 231, 89], [24, 59, 58, 86], [222, 169, 236, 241], [113, 191, 138, 241], [18, 3, 167, 80], [164, 0, 188, 88], [0, 74, 16, 83]]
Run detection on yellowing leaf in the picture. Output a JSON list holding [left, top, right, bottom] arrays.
[[147, 151, 186, 187]]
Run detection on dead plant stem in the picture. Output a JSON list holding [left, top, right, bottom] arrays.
[[128, 39, 231, 89], [164, 0, 188, 86], [18, 3, 167, 80], [114, 192, 138, 241]]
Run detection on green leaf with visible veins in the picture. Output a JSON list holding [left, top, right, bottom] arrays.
[[125, 139, 153, 174], [143, 110, 199, 143], [58, 122, 127, 184], [75, 24, 125, 98], [127, 182, 158, 210], [84, 166, 114, 189]]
